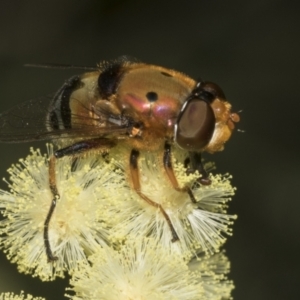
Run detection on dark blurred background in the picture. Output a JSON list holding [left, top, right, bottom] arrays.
[[0, 0, 299, 299]]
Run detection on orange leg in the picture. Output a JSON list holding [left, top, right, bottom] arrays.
[[44, 138, 115, 262], [44, 155, 59, 262], [163, 143, 197, 203], [129, 149, 179, 242]]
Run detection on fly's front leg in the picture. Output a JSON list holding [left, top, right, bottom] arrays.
[[130, 149, 179, 242], [163, 142, 197, 203], [44, 138, 115, 262], [186, 152, 211, 185]]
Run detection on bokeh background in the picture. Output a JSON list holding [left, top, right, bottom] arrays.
[[0, 0, 299, 299]]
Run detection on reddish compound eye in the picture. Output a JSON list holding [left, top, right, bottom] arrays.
[[175, 99, 215, 151]]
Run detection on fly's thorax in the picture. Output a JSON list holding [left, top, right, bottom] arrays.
[[115, 64, 195, 131]]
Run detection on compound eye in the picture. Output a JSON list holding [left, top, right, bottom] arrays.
[[176, 99, 215, 151]]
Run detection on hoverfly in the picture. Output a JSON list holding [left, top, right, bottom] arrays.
[[0, 57, 240, 261]]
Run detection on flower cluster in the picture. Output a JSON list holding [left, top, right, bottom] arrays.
[[0, 145, 236, 299], [0, 292, 45, 300], [67, 239, 233, 300]]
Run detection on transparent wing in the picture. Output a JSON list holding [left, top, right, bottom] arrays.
[[0, 96, 129, 143]]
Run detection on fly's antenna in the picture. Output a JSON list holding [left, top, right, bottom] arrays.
[[235, 109, 244, 132]]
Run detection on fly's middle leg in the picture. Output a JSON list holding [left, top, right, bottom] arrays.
[[163, 142, 198, 203], [129, 149, 179, 242]]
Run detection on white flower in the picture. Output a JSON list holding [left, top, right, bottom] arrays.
[[0, 145, 125, 280], [105, 149, 236, 258], [67, 237, 204, 300], [0, 143, 236, 298], [0, 291, 45, 300], [188, 252, 234, 299]]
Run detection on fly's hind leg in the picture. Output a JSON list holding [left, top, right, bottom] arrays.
[[44, 138, 115, 262], [44, 155, 59, 261], [129, 149, 179, 242], [163, 142, 198, 203]]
